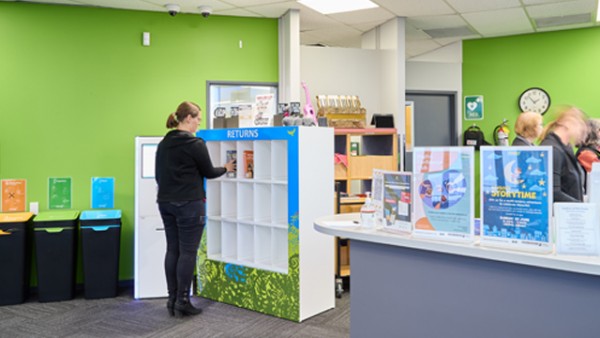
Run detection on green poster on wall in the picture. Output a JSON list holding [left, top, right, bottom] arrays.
[[464, 95, 484, 120], [48, 177, 72, 209]]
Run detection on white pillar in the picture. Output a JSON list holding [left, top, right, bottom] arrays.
[[278, 9, 301, 104]]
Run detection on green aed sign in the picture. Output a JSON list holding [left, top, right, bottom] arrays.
[[464, 95, 484, 120], [48, 177, 72, 209]]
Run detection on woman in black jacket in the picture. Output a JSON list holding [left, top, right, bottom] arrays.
[[512, 111, 543, 146], [539, 106, 587, 202], [155, 101, 235, 318]]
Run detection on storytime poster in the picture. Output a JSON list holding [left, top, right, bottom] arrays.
[[480, 147, 552, 252], [412, 147, 474, 242]]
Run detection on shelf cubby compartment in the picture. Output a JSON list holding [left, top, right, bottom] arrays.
[[272, 228, 289, 272], [253, 183, 272, 223], [254, 225, 272, 266], [253, 141, 271, 180], [221, 221, 237, 260], [221, 181, 237, 218], [237, 182, 254, 221], [206, 141, 221, 164], [347, 155, 396, 179], [272, 184, 288, 225], [272, 140, 288, 181], [221, 141, 238, 179], [206, 180, 221, 217], [207, 219, 222, 258], [237, 222, 254, 263], [237, 141, 254, 180]]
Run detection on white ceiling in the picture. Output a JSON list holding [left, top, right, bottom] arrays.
[[5, 0, 600, 58]]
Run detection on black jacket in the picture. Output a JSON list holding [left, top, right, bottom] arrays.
[[511, 135, 533, 146], [155, 130, 226, 202], [540, 132, 584, 202]]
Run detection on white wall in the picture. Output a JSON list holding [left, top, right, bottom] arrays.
[[406, 41, 463, 135], [300, 46, 382, 124]]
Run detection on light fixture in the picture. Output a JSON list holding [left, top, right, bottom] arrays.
[[297, 0, 378, 15]]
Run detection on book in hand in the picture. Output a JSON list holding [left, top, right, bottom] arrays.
[[226, 150, 237, 178], [244, 150, 254, 179]]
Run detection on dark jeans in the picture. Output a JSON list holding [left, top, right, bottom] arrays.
[[158, 200, 206, 298]]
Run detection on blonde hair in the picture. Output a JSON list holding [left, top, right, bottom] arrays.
[[539, 105, 586, 141], [514, 111, 543, 139], [166, 101, 201, 129]]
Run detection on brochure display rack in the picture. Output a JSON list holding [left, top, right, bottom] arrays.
[[196, 126, 334, 322]]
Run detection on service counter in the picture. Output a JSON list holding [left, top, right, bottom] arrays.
[[315, 213, 600, 338]]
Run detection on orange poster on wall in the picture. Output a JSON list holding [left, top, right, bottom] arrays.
[[1, 179, 27, 212]]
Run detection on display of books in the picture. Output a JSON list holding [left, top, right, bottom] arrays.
[[244, 150, 254, 178], [226, 150, 237, 178]]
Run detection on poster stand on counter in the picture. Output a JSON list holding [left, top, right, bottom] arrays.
[[412, 147, 474, 242], [480, 146, 553, 253]]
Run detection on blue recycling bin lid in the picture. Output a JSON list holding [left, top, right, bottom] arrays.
[[80, 209, 121, 221]]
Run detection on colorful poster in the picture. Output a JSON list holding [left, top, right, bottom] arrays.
[[382, 171, 412, 234], [1, 179, 27, 212], [48, 177, 72, 209], [480, 147, 552, 252], [412, 147, 474, 242], [91, 177, 115, 209]]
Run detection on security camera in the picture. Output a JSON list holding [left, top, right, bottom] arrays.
[[165, 4, 180, 16], [199, 5, 212, 18]]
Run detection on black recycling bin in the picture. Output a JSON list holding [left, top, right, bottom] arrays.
[[0, 212, 34, 306], [33, 210, 79, 302], [80, 209, 121, 299]]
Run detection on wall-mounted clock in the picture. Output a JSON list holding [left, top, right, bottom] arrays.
[[518, 87, 550, 114]]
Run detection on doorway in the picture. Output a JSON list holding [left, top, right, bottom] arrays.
[[404, 91, 458, 171]]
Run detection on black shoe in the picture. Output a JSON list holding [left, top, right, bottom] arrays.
[[174, 292, 202, 318], [167, 298, 175, 317]]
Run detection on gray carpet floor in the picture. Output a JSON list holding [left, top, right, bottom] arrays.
[[0, 288, 350, 338]]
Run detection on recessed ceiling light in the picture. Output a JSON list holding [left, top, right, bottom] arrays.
[[298, 0, 378, 15]]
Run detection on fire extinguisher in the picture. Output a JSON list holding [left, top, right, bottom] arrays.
[[493, 119, 510, 146]]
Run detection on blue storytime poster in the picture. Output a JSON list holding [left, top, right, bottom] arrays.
[[412, 147, 474, 242], [480, 147, 553, 252]]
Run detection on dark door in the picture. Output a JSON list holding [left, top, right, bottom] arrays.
[[405, 92, 458, 171]]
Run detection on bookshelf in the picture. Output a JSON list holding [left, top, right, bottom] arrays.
[[197, 126, 334, 322]]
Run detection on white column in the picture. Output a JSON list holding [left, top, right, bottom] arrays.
[[278, 9, 300, 104]]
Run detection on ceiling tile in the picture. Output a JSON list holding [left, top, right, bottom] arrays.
[[463, 7, 534, 37], [526, 0, 596, 18], [220, 0, 286, 6], [522, 0, 571, 4], [373, 0, 456, 17], [73, 0, 164, 11], [305, 25, 363, 47], [246, 1, 300, 17], [215, 7, 263, 17], [445, 0, 521, 13], [328, 7, 395, 25], [536, 21, 593, 31], [353, 19, 392, 32], [144, 0, 235, 13], [406, 25, 432, 40], [300, 7, 341, 31], [408, 14, 468, 30], [405, 39, 442, 57]]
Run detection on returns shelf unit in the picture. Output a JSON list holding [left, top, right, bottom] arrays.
[[196, 126, 334, 322]]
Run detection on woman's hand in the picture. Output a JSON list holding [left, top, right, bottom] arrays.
[[224, 159, 236, 173]]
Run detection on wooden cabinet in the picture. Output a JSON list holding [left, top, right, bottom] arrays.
[[333, 128, 398, 296], [334, 128, 398, 195]]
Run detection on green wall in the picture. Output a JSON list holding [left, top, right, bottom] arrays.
[[463, 26, 600, 216], [0, 2, 278, 281]]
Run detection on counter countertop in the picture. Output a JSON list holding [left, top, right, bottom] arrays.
[[314, 213, 600, 277]]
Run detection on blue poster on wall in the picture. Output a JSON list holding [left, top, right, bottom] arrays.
[[480, 147, 553, 252], [91, 177, 115, 209]]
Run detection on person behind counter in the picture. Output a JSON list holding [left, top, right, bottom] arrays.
[[539, 106, 588, 202], [576, 118, 600, 173], [512, 111, 543, 146], [155, 101, 235, 318]]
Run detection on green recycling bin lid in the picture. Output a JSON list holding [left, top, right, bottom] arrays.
[[0, 212, 33, 223], [80, 209, 121, 220], [34, 210, 79, 222]]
